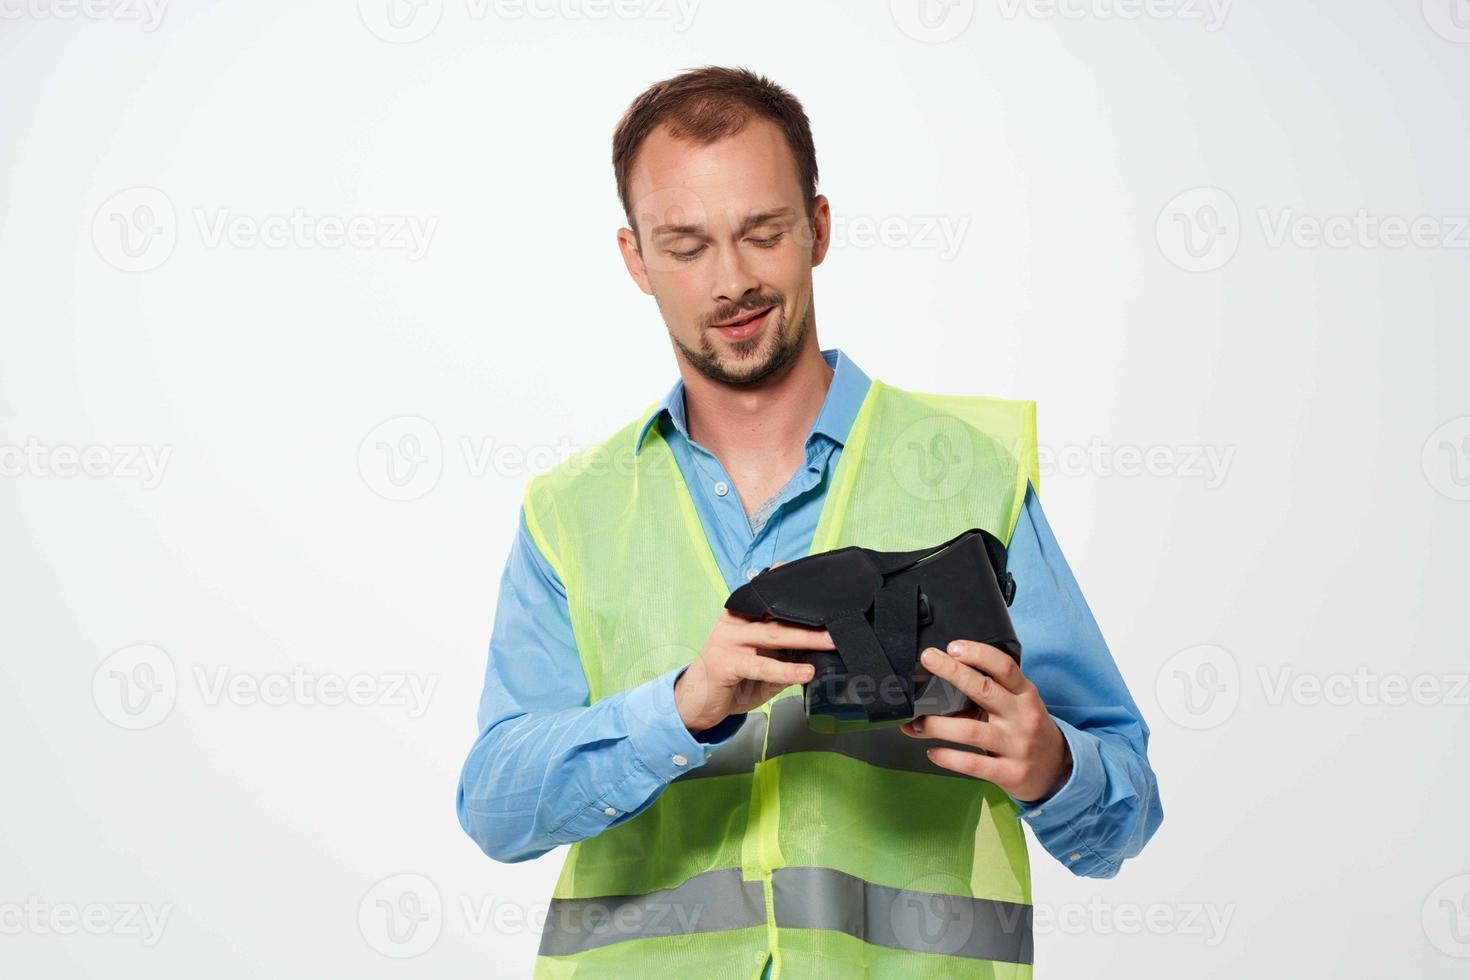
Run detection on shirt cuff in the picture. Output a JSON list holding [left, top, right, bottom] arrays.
[[620, 665, 744, 783], [1010, 717, 1114, 876]]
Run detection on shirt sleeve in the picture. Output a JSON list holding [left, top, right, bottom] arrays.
[[1002, 484, 1164, 878], [456, 507, 745, 863]]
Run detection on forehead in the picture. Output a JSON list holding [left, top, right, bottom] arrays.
[[627, 117, 804, 234]]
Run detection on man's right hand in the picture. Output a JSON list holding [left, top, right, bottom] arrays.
[[674, 609, 836, 733]]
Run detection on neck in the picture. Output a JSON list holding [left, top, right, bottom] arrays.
[[679, 332, 834, 466]]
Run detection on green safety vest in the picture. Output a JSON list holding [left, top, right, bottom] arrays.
[[522, 378, 1041, 978]]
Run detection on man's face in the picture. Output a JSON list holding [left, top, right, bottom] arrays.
[[618, 117, 831, 385]]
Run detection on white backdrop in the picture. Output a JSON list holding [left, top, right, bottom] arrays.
[[3, 1, 1468, 976]]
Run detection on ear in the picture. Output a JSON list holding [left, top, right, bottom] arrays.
[[617, 226, 654, 296], [809, 195, 834, 269]]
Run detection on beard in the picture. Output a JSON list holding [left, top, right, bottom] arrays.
[[670, 295, 808, 386]]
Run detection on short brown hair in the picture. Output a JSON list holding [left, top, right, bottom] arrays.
[[612, 66, 819, 241]]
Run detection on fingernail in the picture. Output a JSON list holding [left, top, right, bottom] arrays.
[[921, 649, 939, 667], [947, 641, 964, 656], [912, 718, 925, 733]]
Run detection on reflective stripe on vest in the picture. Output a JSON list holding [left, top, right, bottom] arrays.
[[522, 379, 1039, 979], [539, 864, 1032, 964]]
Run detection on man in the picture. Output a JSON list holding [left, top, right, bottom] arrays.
[[457, 66, 1162, 978]]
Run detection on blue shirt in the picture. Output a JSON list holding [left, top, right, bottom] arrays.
[[457, 349, 1162, 976]]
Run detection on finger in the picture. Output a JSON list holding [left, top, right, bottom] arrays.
[[925, 746, 1010, 783], [901, 714, 1007, 753], [742, 619, 837, 652], [733, 678, 791, 706], [944, 640, 1028, 695], [919, 647, 1012, 712], [738, 653, 816, 687]]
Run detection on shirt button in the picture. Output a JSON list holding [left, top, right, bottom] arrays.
[[603, 806, 617, 816], [1031, 808, 1045, 817], [672, 754, 688, 767], [1068, 852, 1081, 862], [745, 568, 759, 581], [714, 481, 729, 497]]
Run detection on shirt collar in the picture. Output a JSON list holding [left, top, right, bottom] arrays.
[[633, 347, 872, 455]]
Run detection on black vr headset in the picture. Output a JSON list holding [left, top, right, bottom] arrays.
[[725, 527, 1021, 734]]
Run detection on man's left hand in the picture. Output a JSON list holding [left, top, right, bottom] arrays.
[[900, 639, 1072, 804]]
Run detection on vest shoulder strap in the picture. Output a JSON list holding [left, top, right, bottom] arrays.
[[521, 405, 655, 583], [873, 381, 1040, 499], [522, 383, 1040, 577]]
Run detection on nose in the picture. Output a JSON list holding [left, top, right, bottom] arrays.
[[712, 239, 762, 309]]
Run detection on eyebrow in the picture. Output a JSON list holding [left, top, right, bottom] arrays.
[[651, 206, 795, 239]]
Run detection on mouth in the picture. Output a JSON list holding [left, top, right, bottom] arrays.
[[710, 306, 775, 341]]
